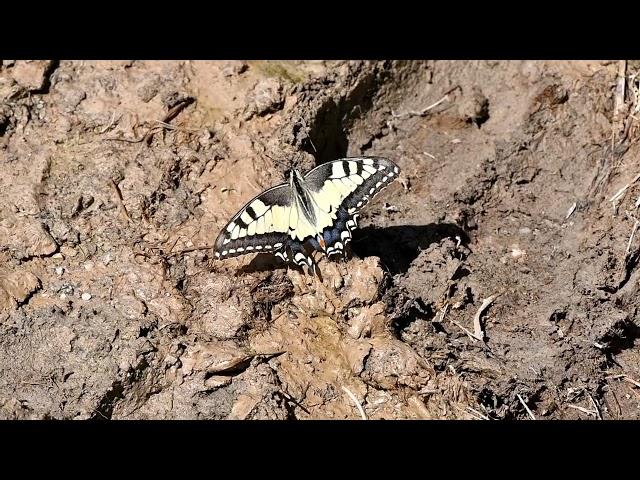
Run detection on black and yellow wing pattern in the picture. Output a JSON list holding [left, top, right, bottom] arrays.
[[214, 156, 400, 272]]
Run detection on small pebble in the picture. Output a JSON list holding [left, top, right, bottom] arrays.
[[60, 293, 67, 299], [81, 293, 92, 301], [55, 267, 64, 276], [52, 253, 64, 259], [60, 246, 77, 257]]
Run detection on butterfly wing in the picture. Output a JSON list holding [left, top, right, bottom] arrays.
[[303, 156, 401, 217], [303, 156, 401, 256], [214, 183, 294, 259]]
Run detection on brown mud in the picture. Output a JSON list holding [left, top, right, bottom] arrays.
[[1, 60, 639, 419]]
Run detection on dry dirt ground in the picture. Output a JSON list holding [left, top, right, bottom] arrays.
[[1, 60, 640, 420]]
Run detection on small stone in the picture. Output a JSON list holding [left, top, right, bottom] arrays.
[[60, 246, 77, 257], [243, 78, 284, 119], [137, 76, 160, 103], [204, 375, 232, 389], [221, 61, 248, 77], [52, 253, 64, 259], [81, 293, 92, 301], [459, 86, 490, 126], [113, 295, 146, 320], [55, 267, 64, 276]]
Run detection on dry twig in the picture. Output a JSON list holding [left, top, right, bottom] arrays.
[[98, 111, 120, 134], [608, 373, 640, 388], [567, 404, 598, 417], [109, 179, 131, 222], [391, 86, 459, 119], [473, 293, 501, 341], [587, 393, 602, 420], [466, 406, 490, 420], [517, 394, 536, 420], [451, 319, 479, 342], [614, 60, 627, 121], [609, 172, 640, 207], [626, 218, 640, 255]]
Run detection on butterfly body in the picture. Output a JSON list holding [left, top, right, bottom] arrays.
[[214, 156, 400, 273]]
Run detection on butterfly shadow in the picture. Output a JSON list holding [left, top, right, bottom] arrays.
[[239, 223, 468, 277], [350, 223, 470, 275], [239, 254, 288, 275]]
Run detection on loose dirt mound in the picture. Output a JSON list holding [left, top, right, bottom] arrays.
[[1, 60, 639, 419]]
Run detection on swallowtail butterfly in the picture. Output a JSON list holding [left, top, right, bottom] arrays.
[[214, 156, 401, 273]]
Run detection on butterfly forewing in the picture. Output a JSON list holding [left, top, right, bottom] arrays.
[[303, 156, 401, 216], [214, 183, 292, 259]]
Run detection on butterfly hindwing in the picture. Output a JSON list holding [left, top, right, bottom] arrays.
[[214, 183, 293, 259]]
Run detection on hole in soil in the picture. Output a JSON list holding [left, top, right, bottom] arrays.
[[303, 98, 350, 164], [91, 381, 124, 420], [303, 71, 379, 164], [602, 321, 640, 355]]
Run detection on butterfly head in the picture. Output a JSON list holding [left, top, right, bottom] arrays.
[[289, 169, 305, 189]]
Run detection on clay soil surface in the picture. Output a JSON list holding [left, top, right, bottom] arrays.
[[1, 60, 640, 419]]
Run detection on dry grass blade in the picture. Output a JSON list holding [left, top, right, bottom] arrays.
[[278, 389, 310, 415], [466, 406, 490, 420], [342, 386, 367, 420], [167, 244, 216, 256], [624, 377, 640, 388], [154, 120, 200, 132], [109, 179, 131, 222], [516, 394, 536, 420], [626, 218, 640, 255], [587, 393, 602, 420], [391, 86, 459, 119], [614, 60, 627, 121], [451, 319, 480, 342], [629, 69, 640, 113], [609, 172, 640, 206], [98, 111, 119, 134], [567, 404, 598, 417], [453, 404, 488, 420]]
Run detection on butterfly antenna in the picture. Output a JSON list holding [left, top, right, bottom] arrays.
[[308, 137, 317, 153]]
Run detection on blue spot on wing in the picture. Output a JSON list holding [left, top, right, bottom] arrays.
[[321, 207, 352, 250]]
